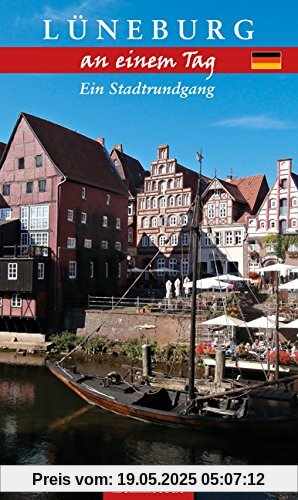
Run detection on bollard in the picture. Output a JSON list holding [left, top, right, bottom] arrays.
[[214, 348, 226, 384], [142, 344, 152, 377]]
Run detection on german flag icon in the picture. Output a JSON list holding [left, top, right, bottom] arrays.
[[251, 51, 282, 70]]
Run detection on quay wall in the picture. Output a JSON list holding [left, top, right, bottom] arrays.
[[77, 310, 199, 345]]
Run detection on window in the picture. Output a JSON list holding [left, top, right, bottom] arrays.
[[152, 217, 157, 227], [11, 294, 22, 308], [177, 195, 182, 206], [140, 199, 146, 210], [160, 197, 166, 208], [20, 206, 29, 229], [26, 181, 33, 193], [215, 232, 222, 245], [220, 202, 227, 218], [81, 212, 87, 224], [280, 179, 287, 189], [128, 227, 133, 242], [260, 220, 266, 229], [118, 263, 121, 279], [280, 199, 287, 216], [0, 208, 11, 220], [270, 220, 276, 228], [160, 181, 167, 193], [116, 218, 121, 230], [128, 203, 134, 216], [106, 194, 110, 205], [18, 157, 25, 169], [292, 198, 298, 207], [35, 154, 43, 167], [146, 198, 151, 209], [180, 215, 188, 226], [270, 199, 276, 208], [169, 196, 175, 207], [169, 258, 178, 276], [3, 184, 10, 196], [105, 262, 109, 278], [143, 217, 149, 228], [185, 194, 190, 205], [115, 242, 121, 251], [214, 189, 221, 197], [169, 215, 177, 226], [182, 233, 189, 246], [102, 216, 108, 227], [67, 237, 76, 249], [82, 187, 86, 199], [0, 297, 2, 307], [158, 216, 165, 226], [291, 219, 297, 228], [90, 261, 94, 278], [171, 233, 178, 246], [152, 198, 157, 209], [69, 261, 77, 279], [29, 233, 48, 247], [225, 232, 233, 245], [29, 205, 49, 230], [204, 233, 212, 246], [37, 262, 45, 280], [159, 235, 167, 246], [67, 209, 74, 222], [208, 203, 215, 218], [101, 240, 108, 250], [84, 239, 92, 249], [235, 231, 242, 245], [38, 180, 46, 192], [157, 258, 165, 276], [280, 219, 287, 234], [149, 235, 156, 247], [181, 257, 188, 276], [20, 233, 28, 250], [8, 263, 18, 280], [141, 235, 149, 247]]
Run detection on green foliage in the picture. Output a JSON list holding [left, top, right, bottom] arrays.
[[49, 331, 83, 351], [260, 234, 298, 260]]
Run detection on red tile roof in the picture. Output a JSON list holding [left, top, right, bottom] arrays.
[[230, 174, 268, 213], [1, 113, 127, 195]]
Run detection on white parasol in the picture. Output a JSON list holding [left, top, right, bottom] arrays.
[[201, 314, 245, 327]]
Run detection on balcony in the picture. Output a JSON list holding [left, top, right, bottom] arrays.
[[1, 245, 50, 259]]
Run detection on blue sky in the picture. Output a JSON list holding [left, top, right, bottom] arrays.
[[0, 0, 297, 184]]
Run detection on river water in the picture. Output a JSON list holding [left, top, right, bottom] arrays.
[[0, 359, 297, 499]]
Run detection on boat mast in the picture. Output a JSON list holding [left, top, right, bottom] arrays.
[[188, 151, 203, 401]]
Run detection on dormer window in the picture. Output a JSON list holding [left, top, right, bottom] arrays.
[[280, 179, 287, 189]]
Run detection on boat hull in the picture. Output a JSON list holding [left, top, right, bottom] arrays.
[[46, 362, 298, 434]]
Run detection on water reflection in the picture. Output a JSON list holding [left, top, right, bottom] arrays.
[[0, 363, 296, 468]]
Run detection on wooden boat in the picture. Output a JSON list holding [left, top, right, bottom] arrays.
[[47, 163, 298, 434]]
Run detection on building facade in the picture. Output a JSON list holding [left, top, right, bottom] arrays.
[[247, 158, 298, 271], [136, 144, 209, 281], [111, 144, 147, 265], [0, 113, 128, 331], [200, 174, 269, 277]]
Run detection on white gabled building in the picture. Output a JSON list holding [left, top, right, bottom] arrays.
[[247, 158, 298, 270]]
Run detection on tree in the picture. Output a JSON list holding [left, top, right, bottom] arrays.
[[260, 234, 298, 261]]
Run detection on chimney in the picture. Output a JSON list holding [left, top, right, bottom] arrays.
[[226, 174, 233, 182], [96, 137, 105, 146], [114, 144, 123, 153]]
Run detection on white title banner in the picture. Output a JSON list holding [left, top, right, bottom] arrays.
[[0, 465, 297, 492]]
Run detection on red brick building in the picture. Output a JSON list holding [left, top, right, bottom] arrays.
[[0, 113, 128, 331]]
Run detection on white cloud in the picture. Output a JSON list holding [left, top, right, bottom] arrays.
[[214, 115, 291, 130], [40, 0, 121, 21]]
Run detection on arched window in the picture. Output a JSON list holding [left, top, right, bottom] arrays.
[[143, 217, 149, 228], [270, 220, 276, 228], [292, 198, 298, 207], [160, 197, 166, 208], [185, 194, 190, 206], [280, 219, 287, 234], [280, 199, 287, 216], [291, 219, 297, 228], [181, 258, 188, 276], [169, 258, 178, 276], [152, 217, 157, 227], [152, 197, 157, 209], [149, 235, 156, 246], [259, 220, 266, 229], [152, 181, 157, 191], [159, 235, 167, 246], [146, 198, 151, 209], [159, 216, 165, 226], [141, 235, 149, 247], [169, 215, 177, 226], [182, 233, 189, 246], [180, 214, 188, 226], [177, 195, 182, 206], [160, 164, 167, 173], [140, 199, 146, 210], [160, 181, 167, 193], [169, 196, 175, 207], [169, 179, 175, 189], [171, 233, 178, 246]]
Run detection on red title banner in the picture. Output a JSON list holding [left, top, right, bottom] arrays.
[[0, 47, 297, 74]]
